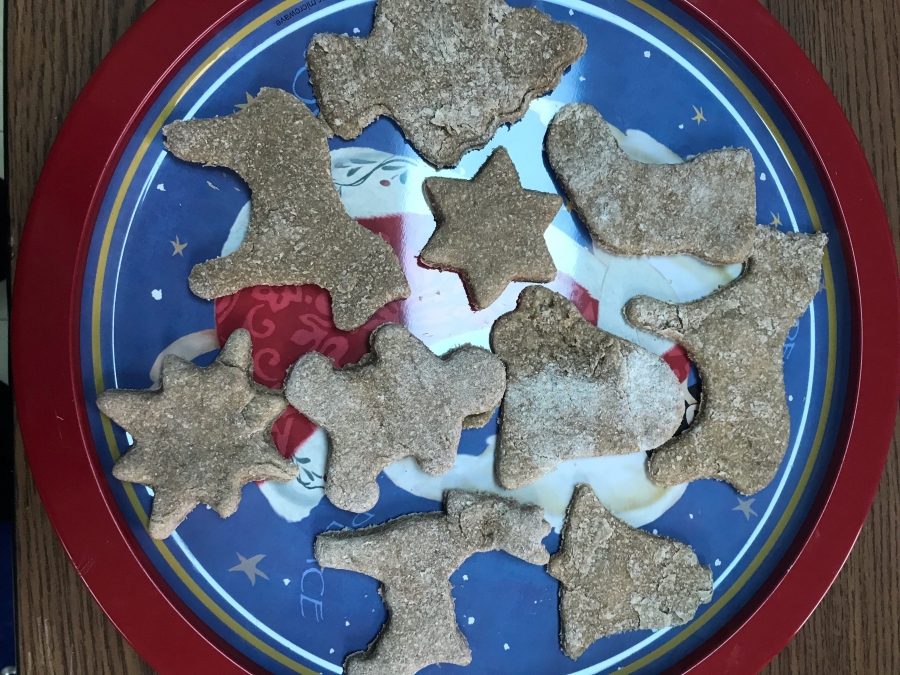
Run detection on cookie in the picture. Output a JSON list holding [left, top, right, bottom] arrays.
[[97, 329, 298, 539], [491, 286, 683, 489], [284, 324, 506, 513], [164, 87, 410, 331], [420, 147, 561, 309], [548, 485, 713, 658], [625, 226, 827, 494], [545, 103, 757, 264], [316, 490, 551, 675], [306, 0, 586, 167]]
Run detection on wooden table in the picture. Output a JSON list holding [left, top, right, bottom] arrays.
[[9, 0, 900, 673]]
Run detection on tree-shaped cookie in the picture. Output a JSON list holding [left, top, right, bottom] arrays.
[[548, 485, 713, 658], [316, 490, 551, 674], [491, 286, 683, 489], [285, 324, 506, 512], [625, 226, 827, 494], [163, 87, 410, 331], [306, 0, 586, 167], [546, 103, 757, 264], [97, 329, 298, 539], [420, 146, 562, 309]]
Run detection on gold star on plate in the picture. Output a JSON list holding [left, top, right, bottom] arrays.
[[733, 497, 758, 520], [171, 235, 188, 256], [229, 553, 270, 585], [235, 92, 255, 110], [769, 213, 783, 227], [692, 105, 706, 124], [419, 146, 562, 310]]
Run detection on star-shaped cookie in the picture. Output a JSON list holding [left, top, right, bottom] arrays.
[[306, 0, 587, 167], [548, 485, 712, 658], [97, 329, 299, 539], [163, 87, 410, 331], [420, 146, 562, 310], [285, 324, 506, 513], [316, 491, 550, 675], [625, 226, 827, 494]]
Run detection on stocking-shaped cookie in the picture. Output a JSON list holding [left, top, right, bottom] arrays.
[[546, 103, 756, 264]]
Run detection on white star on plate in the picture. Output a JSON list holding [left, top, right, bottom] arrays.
[[229, 553, 270, 585], [733, 497, 758, 520]]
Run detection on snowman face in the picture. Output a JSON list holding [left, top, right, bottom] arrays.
[[154, 99, 740, 530]]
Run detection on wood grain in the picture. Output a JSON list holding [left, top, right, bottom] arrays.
[[8, 0, 900, 673], [10, 1, 157, 672]]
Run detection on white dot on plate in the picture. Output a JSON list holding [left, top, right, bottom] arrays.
[[462, 575, 468, 581], [568, 8, 574, 15], [283, 579, 290, 586], [652, 529, 658, 535], [579, 76, 586, 82], [503, 643, 510, 651], [468, 617, 475, 625], [689, 514, 694, 519], [644, 51, 651, 58], [715, 559, 722, 567], [788, 395, 794, 401], [151, 289, 162, 301], [760, 173, 767, 181], [330, 648, 335, 654], [156, 184, 165, 192], [353, 27, 360, 33], [345, 621, 350, 626], [679, 124, 684, 130]]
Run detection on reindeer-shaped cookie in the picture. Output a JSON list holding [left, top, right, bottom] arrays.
[[316, 491, 550, 675], [163, 87, 410, 331]]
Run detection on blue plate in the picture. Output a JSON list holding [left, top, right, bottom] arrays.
[[79, 0, 851, 673]]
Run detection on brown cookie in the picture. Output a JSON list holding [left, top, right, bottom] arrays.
[[548, 485, 713, 658], [164, 87, 410, 331], [316, 490, 551, 675], [545, 103, 757, 264], [306, 0, 586, 167], [625, 226, 827, 494], [285, 324, 506, 513], [420, 146, 561, 309], [491, 286, 683, 489], [97, 329, 298, 539]]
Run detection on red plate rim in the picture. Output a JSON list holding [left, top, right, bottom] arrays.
[[11, 0, 900, 673]]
